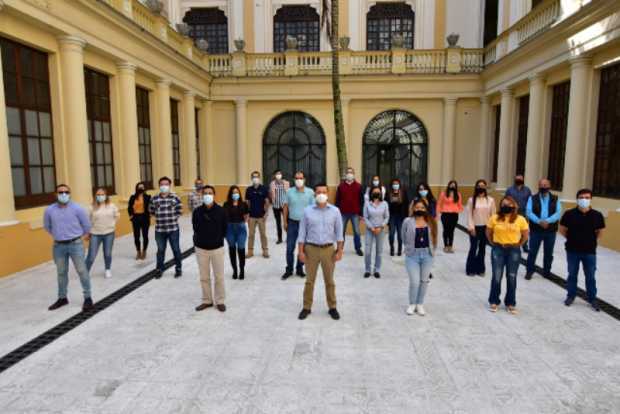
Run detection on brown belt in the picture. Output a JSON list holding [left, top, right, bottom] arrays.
[[306, 243, 334, 248]]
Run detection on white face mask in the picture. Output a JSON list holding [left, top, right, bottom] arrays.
[[203, 194, 214, 205], [275, 174, 282, 181], [252, 177, 260, 185], [372, 180, 380, 187], [96, 195, 106, 204], [392, 184, 400, 191], [160, 185, 170, 194], [346, 173, 354, 181], [577, 198, 591, 209], [316, 194, 328, 204], [295, 179, 304, 188]]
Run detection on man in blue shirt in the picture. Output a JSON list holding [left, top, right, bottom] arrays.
[[282, 171, 314, 280], [297, 184, 344, 321], [245, 171, 271, 258], [525, 178, 562, 280], [43, 184, 93, 311], [505, 174, 532, 252]]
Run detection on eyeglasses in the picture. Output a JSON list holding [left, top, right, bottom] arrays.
[[58, 191, 70, 195]]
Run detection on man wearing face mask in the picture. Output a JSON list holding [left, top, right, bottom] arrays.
[[189, 178, 205, 212], [559, 189, 605, 311], [149, 176, 183, 278], [193, 186, 229, 312], [44, 184, 94, 311], [269, 169, 289, 245], [525, 178, 562, 280], [297, 184, 344, 320], [245, 171, 271, 258], [335, 167, 364, 256], [282, 171, 314, 279], [505, 174, 532, 253]]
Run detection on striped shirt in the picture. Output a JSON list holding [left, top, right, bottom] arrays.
[[270, 180, 289, 209], [149, 193, 183, 233]]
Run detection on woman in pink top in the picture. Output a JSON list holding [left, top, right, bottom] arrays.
[[465, 179, 496, 276], [437, 180, 463, 253]]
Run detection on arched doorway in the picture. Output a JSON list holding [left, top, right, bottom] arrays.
[[263, 111, 326, 187], [362, 110, 428, 191]]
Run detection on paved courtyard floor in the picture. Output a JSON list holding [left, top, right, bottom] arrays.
[[1, 213, 620, 413]]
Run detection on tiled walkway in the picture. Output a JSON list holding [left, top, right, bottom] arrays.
[[0, 214, 619, 413]]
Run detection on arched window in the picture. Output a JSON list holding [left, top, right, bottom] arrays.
[[367, 2, 415, 51], [183, 8, 229, 54], [273, 6, 320, 53], [363, 110, 428, 191], [263, 112, 326, 187]]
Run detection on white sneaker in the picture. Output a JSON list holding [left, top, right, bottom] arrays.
[[415, 305, 426, 316], [104, 270, 112, 279], [406, 305, 415, 315]]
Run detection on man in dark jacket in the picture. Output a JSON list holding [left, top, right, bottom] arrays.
[[335, 167, 364, 256], [193, 186, 228, 312]]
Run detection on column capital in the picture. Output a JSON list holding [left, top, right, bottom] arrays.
[[444, 97, 458, 105], [183, 90, 196, 98], [500, 87, 513, 97], [480, 96, 490, 105], [569, 55, 592, 68], [235, 97, 247, 106], [528, 72, 545, 84], [57, 35, 87, 51], [116, 61, 137, 73], [156, 78, 171, 87]]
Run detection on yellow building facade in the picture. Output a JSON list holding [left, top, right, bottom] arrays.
[[0, 0, 619, 276]]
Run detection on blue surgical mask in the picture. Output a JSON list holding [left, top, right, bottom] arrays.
[[57, 193, 70, 204], [232, 193, 240, 201], [96, 195, 106, 203], [392, 184, 400, 190], [577, 198, 591, 209], [160, 185, 170, 194], [419, 190, 428, 197], [203, 194, 214, 205]]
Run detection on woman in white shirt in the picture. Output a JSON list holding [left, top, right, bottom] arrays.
[[86, 188, 120, 278], [465, 179, 496, 276]]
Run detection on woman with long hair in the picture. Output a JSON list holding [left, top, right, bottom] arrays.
[[387, 178, 409, 256], [363, 186, 389, 278], [223, 185, 249, 280], [486, 196, 529, 314], [85, 188, 120, 278], [411, 182, 437, 218], [128, 181, 151, 260], [466, 179, 496, 276], [364, 174, 386, 204], [437, 180, 463, 253], [402, 199, 437, 316]]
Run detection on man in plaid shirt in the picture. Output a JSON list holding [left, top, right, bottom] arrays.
[[189, 178, 204, 212], [150, 176, 183, 278]]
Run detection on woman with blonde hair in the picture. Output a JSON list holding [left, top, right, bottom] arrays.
[[85, 188, 120, 278], [402, 199, 438, 316]]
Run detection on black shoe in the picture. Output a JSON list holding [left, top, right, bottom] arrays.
[[82, 297, 94, 312], [564, 296, 575, 307], [276, 239, 283, 245], [591, 299, 601, 312], [174, 270, 182, 278], [356, 249, 364, 257], [195, 303, 213, 311], [397, 248, 402, 257], [390, 246, 394, 256], [466, 272, 475, 277], [281, 271, 293, 280], [154, 270, 163, 279], [525, 272, 533, 280], [476, 273, 484, 278], [296, 269, 306, 277], [298, 309, 311, 320], [429, 273, 434, 279], [328, 308, 340, 320], [239, 273, 245, 280], [217, 304, 227, 312], [364, 272, 371, 278], [374, 272, 380, 279], [232, 273, 238, 280], [48, 298, 68, 311]]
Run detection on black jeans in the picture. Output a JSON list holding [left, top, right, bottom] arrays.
[[440, 212, 459, 247], [131, 214, 150, 252], [273, 207, 284, 241], [466, 225, 487, 275]]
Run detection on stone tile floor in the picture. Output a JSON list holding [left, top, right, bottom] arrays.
[[0, 213, 619, 413]]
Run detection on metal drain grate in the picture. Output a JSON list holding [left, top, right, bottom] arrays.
[[456, 224, 620, 321], [0, 248, 195, 374]]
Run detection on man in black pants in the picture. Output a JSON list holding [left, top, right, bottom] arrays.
[[269, 169, 289, 244]]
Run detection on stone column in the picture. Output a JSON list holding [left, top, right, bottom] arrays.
[[441, 97, 457, 184], [203, 101, 216, 183], [58, 35, 92, 205], [562, 56, 593, 197], [116, 62, 140, 199], [197, 105, 208, 180], [478, 96, 491, 180], [154, 79, 173, 185], [0, 42, 17, 225], [496, 88, 514, 189], [181, 91, 197, 187], [524, 73, 545, 190], [235, 98, 247, 185]]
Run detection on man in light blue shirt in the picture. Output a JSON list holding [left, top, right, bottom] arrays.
[[297, 183, 344, 321], [281, 171, 315, 280], [43, 184, 93, 312], [525, 178, 562, 280]]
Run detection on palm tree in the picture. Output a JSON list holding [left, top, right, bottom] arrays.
[[322, 0, 348, 179]]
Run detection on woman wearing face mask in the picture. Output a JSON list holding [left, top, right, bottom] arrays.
[[411, 183, 437, 218], [437, 180, 463, 253], [364, 175, 386, 204], [363, 188, 390, 278], [85, 188, 120, 278], [128, 182, 151, 260], [466, 179, 496, 276], [402, 199, 437, 316], [485, 196, 529, 314], [387, 178, 409, 256], [223, 186, 249, 280]]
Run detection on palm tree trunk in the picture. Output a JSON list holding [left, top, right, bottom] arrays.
[[329, 0, 348, 179]]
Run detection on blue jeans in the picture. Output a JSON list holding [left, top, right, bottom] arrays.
[[566, 252, 597, 302], [226, 222, 247, 249], [405, 248, 433, 305], [341, 213, 362, 251], [489, 246, 520, 306], [86, 232, 115, 271], [526, 230, 556, 275], [466, 226, 487, 275], [388, 214, 404, 249], [364, 229, 385, 272], [286, 219, 303, 273], [155, 230, 182, 272], [53, 239, 91, 299]]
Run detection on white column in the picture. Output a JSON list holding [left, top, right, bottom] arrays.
[[0, 41, 17, 225], [116, 62, 140, 199], [233, 0, 244, 41], [181, 91, 197, 187], [58, 35, 92, 205], [203, 101, 216, 183], [235, 98, 247, 185], [478, 96, 491, 180], [496, 87, 514, 189], [524, 73, 545, 190], [154, 79, 173, 185], [442, 97, 457, 184], [562, 56, 593, 197]]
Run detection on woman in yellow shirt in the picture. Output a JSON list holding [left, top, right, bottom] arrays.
[[485, 196, 529, 314]]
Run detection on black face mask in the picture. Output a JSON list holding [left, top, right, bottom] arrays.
[[413, 210, 426, 217], [137, 188, 145, 194], [500, 205, 514, 214], [539, 187, 550, 194], [475, 187, 486, 195], [371, 193, 381, 200], [515, 179, 524, 186]]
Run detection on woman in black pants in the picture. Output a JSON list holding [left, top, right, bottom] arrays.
[[128, 182, 151, 260], [437, 180, 463, 253]]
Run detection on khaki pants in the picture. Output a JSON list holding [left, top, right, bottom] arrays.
[[248, 217, 268, 254], [195, 246, 225, 305], [303, 244, 337, 310]]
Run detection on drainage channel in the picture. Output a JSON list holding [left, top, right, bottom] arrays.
[[456, 224, 620, 322], [0, 248, 195, 374]]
